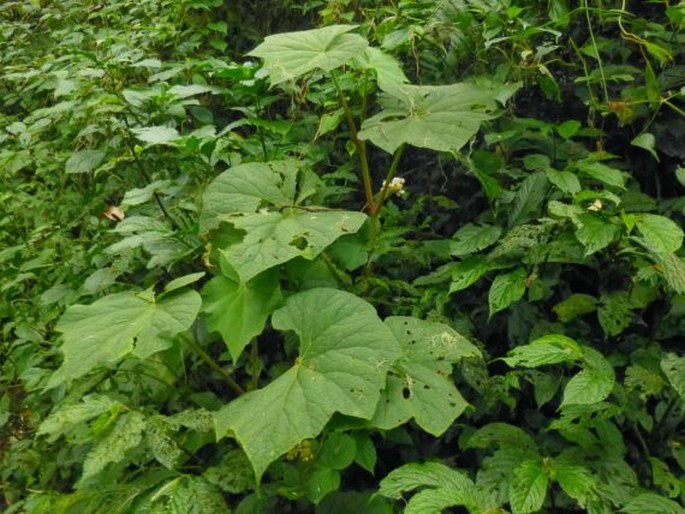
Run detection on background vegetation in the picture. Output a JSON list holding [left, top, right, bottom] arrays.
[[2, 0, 685, 512]]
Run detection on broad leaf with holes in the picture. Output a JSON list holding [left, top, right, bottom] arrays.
[[371, 317, 481, 436], [214, 288, 402, 481], [217, 209, 366, 283], [358, 82, 498, 154], [249, 25, 368, 85], [47, 289, 201, 388]]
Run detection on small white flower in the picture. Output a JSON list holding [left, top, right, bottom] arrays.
[[587, 199, 603, 212], [382, 177, 406, 196]]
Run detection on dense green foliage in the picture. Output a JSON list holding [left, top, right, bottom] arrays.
[[2, 0, 685, 512]]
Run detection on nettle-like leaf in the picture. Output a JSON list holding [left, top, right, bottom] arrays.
[[575, 213, 620, 256], [621, 492, 685, 514], [248, 25, 368, 85], [38, 395, 123, 441], [488, 267, 527, 318], [214, 288, 402, 481], [634, 213, 684, 256], [561, 347, 615, 407], [509, 458, 549, 514], [504, 334, 583, 368], [47, 288, 201, 388], [378, 462, 495, 514], [358, 82, 498, 154], [201, 270, 282, 361], [370, 317, 481, 436], [449, 223, 502, 257], [449, 256, 491, 294], [553, 294, 598, 323], [661, 353, 685, 402]]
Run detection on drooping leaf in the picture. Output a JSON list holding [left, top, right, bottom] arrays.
[[217, 209, 366, 283], [508, 172, 549, 228], [201, 270, 282, 361], [449, 224, 502, 256], [48, 289, 201, 388], [631, 133, 659, 162], [371, 317, 481, 435], [551, 461, 595, 507], [658, 253, 685, 294], [355, 47, 408, 93], [504, 334, 583, 368], [488, 267, 527, 318], [635, 214, 684, 256], [358, 82, 498, 154], [65, 149, 106, 174], [509, 458, 549, 514], [214, 288, 401, 481], [248, 25, 368, 85]]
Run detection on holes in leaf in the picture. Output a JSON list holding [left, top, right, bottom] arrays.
[[290, 236, 309, 251], [402, 386, 411, 399]]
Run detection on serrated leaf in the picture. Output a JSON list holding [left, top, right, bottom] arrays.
[[352, 432, 377, 474], [200, 160, 302, 232], [504, 334, 583, 368], [598, 291, 633, 337], [463, 423, 537, 451], [371, 317, 480, 435], [81, 411, 146, 483], [65, 149, 106, 174], [552, 463, 595, 507], [488, 267, 527, 318], [450, 224, 502, 256], [48, 289, 201, 388], [621, 493, 685, 514], [575, 160, 626, 190], [214, 288, 401, 481], [38, 395, 122, 439], [509, 459, 548, 514], [661, 353, 685, 403], [248, 25, 368, 85], [658, 253, 685, 294], [561, 347, 615, 406], [635, 214, 684, 256], [131, 125, 180, 145], [575, 213, 619, 256], [508, 172, 549, 228], [553, 294, 597, 322], [358, 82, 497, 154], [146, 476, 230, 514], [449, 257, 491, 294], [201, 270, 281, 361], [167, 84, 217, 99], [217, 209, 366, 283]]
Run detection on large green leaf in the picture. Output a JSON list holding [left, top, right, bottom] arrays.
[[214, 288, 401, 481], [48, 289, 201, 388], [449, 223, 502, 256], [248, 25, 368, 85], [635, 214, 684, 255], [199, 160, 302, 232], [508, 172, 549, 228], [201, 270, 282, 361], [371, 317, 481, 435], [358, 82, 497, 154], [621, 493, 685, 514], [449, 256, 491, 294], [217, 209, 366, 283]]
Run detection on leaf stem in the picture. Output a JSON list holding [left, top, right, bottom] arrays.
[[329, 70, 376, 214], [374, 144, 406, 214], [184, 336, 245, 396]]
